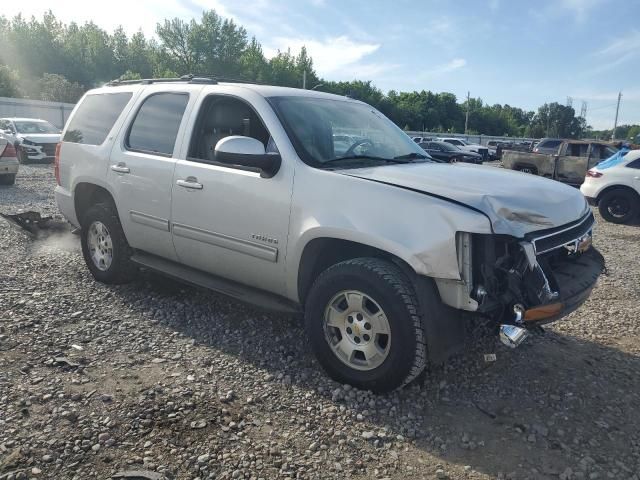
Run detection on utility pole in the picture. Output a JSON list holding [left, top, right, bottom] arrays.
[[464, 91, 470, 134], [546, 105, 551, 137], [612, 91, 622, 140], [302, 69, 307, 89]]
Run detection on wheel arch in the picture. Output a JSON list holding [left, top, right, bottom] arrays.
[[74, 182, 119, 227], [297, 237, 416, 306], [596, 183, 640, 203]]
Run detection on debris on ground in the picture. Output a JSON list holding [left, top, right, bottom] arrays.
[[0, 210, 69, 237], [2, 163, 640, 480]]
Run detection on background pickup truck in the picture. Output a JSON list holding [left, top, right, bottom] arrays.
[[503, 140, 618, 185]]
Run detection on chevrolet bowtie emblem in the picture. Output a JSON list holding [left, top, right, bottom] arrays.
[[564, 231, 592, 254]]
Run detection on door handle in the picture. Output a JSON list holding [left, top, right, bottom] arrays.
[[176, 176, 203, 190], [111, 163, 130, 174]]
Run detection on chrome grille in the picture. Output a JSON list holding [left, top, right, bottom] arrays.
[[531, 212, 595, 255]]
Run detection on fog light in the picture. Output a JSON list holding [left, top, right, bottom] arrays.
[[499, 324, 528, 348]]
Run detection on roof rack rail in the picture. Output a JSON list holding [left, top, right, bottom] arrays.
[[106, 75, 218, 87], [106, 73, 264, 87]]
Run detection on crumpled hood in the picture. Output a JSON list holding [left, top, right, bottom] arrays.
[[19, 133, 61, 144], [343, 162, 589, 237]]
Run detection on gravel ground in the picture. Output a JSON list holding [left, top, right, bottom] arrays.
[[1, 164, 639, 480]]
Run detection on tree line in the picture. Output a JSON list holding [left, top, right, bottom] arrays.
[[0, 10, 613, 138]]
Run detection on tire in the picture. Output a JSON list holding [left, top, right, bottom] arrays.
[[517, 166, 537, 174], [80, 203, 135, 284], [0, 174, 16, 185], [449, 156, 458, 164], [598, 189, 639, 224], [16, 146, 27, 164], [305, 258, 427, 392]]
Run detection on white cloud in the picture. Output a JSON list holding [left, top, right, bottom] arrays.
[[264, 36, 380, 76], [587, 30, 640, 75], [431, 58, 467, 75]]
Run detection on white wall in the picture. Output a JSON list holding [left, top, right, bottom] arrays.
[[0, 97, 75, 129]]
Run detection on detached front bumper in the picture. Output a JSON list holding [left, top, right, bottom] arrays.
[[19, 143, 55, 162], [519, 247, 604, 325]]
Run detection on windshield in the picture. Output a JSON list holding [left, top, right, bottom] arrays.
[[269, 96, 428, 166], [14, 120, 60, 134]]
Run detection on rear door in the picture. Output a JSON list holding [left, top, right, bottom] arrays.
[[556, 142, 589, 184], [108, 85, 200, 260]]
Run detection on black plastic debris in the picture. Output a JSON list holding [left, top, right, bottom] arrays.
[[0, 211, 69, 237]]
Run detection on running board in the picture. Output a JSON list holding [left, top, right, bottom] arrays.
[[130, 252, 300, 314]]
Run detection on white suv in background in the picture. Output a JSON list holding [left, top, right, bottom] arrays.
[[0, 117, 62, 162], [581, 150, 640, 224], [55, 76, 603, 391]]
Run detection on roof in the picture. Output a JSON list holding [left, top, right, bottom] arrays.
[[99, 80, 359, 103]]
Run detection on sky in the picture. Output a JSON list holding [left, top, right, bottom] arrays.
[[4, 0, 639, 129]]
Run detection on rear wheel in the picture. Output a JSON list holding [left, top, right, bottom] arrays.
[[598, 189, 639, 224], [517, 166, 536, 174], [0, 174, 16, 185], [305, 258, 427, 392], [80, 203, 135, 283]]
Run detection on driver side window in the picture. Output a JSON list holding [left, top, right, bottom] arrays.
[[188, 96, 273, 163]]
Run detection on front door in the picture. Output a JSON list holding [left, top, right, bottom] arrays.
[[170, 92, 294, 297], [109, 87, 196, 260]]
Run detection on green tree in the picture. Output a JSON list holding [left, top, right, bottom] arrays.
[[37, 73, 84, 102], [0, 65, 22, 97]]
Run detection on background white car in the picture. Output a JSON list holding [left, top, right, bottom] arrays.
[[0, 117, 61, 162], [581, 150, 640, 224]]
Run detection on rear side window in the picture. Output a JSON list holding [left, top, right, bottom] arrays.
[[64, 93, 132, 145], [126, 93, 189, 156], [539, 139, 562, 149], [627, 158, 640, 169]]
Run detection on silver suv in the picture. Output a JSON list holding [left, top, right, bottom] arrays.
[[55, 77, 604, 392]]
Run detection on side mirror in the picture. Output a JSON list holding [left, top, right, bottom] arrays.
[[214, 136, 281, 179]]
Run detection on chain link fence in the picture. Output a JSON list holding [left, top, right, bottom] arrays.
[[405, 131, 538, 146]]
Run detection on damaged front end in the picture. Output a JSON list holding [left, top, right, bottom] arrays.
[[463, 211, 604, 337]]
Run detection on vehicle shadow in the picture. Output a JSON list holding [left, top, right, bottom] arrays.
[[110, 271, 640, 479]]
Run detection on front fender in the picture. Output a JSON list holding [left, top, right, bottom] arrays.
[[285, 167, 493, 301]]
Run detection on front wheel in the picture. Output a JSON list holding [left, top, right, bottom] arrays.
[[305, 258, 427, 392], [80, 203, 135, 284], [598, 189, 639, 224]]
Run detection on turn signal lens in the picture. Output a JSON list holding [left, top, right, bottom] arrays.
[[524, 303, 564, 321]]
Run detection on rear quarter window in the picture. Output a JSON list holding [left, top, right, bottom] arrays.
[[64, 92, 133, 145], [627, 158, 640, 169]]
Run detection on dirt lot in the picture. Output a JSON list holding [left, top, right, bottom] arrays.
[[1, 164, 639, 480]]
